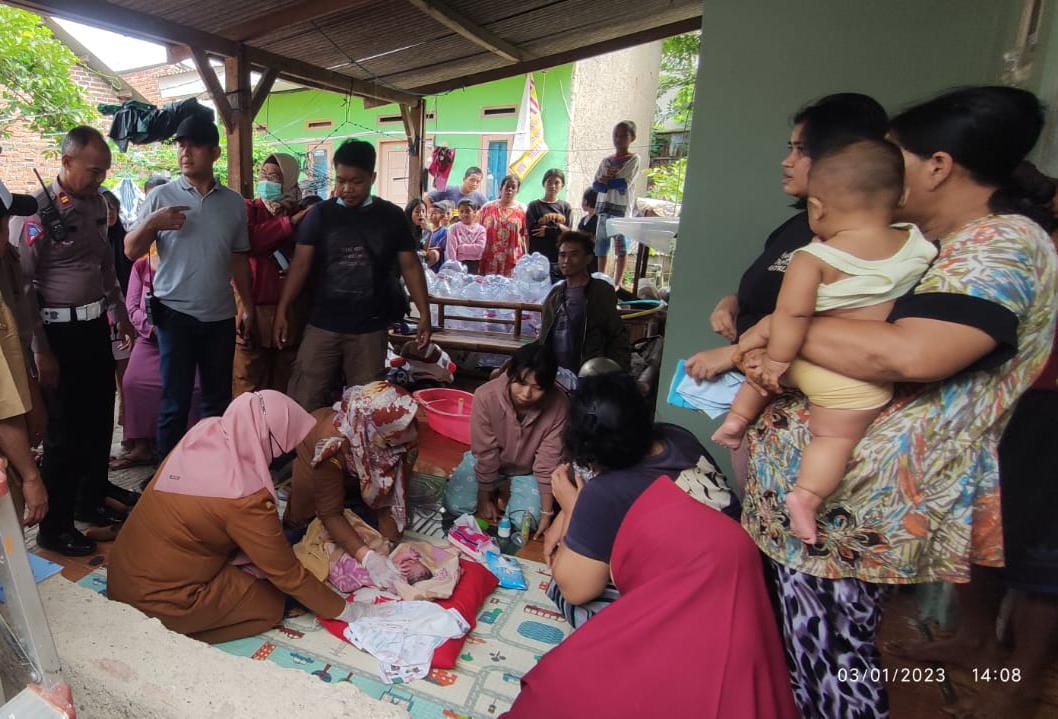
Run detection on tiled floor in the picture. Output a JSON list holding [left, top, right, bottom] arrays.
[[32, 411, 1058, 718]]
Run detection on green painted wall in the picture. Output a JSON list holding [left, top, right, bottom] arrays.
[[656, 0, 1025, 477], [254, 65, 575, 204]]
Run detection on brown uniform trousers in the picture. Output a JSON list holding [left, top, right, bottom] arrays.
[[231, 300, 306, 398]]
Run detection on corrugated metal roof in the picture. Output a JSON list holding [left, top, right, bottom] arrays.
[[9, 0, 701, 100]]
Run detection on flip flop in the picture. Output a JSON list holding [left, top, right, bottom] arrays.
[[109, 454, 154, 470]]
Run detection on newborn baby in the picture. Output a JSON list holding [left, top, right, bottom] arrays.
[[329, 546, 433, 593], [391, 547, 434, 585]]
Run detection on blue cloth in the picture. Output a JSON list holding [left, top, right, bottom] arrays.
[[0, 553, 63, 602], [667, 359, 743, 418], [444, 451, 541, 526], [156, 307, 235, 457], [428, 227, 448, 272], [143, 176, 250, 322]]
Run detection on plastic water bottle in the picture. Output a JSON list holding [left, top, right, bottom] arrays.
[[519, 513, 532, 545], [497, 516, 512, 539]]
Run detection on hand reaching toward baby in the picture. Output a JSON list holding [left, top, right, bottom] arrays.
[[360, 550, 403, 591]]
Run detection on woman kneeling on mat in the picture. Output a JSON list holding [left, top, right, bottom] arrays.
[[282, 381, 419, 560], [108, 391, 360, 643], [506, 373, 794, 718], [543, 372, 740, 628]]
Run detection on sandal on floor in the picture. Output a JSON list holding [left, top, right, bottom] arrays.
[[109, 454, 154, 470]]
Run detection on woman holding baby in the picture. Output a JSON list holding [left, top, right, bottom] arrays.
[[736, 86, 1057, 718]]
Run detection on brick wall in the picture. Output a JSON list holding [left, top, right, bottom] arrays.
[[0, 59, 175, 193], [119, 63, 180, 106], [1, 63, 123, 193]]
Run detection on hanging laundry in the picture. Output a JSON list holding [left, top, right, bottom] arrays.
[[428, 146, 456, 191], [340, 600, 470, 683], [98, 98, 215, 152]]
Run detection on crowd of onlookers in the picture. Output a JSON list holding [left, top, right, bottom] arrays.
[[1, 81, 1056, 719], [0, 110, 639, 555]]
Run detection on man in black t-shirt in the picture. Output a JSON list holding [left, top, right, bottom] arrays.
[[276, 140, 430, 411]]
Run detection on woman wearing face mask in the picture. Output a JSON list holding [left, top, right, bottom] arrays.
[[108, 391, 358, 643], [233, 154, 312, 397]]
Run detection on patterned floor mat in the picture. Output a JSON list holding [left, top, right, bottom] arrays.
[[76, 554, 567, 719]]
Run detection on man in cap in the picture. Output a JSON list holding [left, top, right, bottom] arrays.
[[9, 126, 137, 555], [0, 179, 48, 528], [124, 114, 254, 458]]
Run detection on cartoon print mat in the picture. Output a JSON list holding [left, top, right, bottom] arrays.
[[77, 555, 568, 719]]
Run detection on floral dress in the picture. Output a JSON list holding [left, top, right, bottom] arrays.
[[742, 214, 1058, 585], [478, 201, 527, 276]]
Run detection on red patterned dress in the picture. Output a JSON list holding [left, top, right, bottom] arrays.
[[478, 200, 527, 276]]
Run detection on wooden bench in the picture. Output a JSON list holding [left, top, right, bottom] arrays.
[[389, 295, 542, 355]]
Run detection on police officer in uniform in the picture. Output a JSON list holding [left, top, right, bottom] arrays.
[[9, 126, 137, 556]]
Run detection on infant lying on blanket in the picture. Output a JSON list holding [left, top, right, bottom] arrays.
[[330, 546, 433, 593], [294, 509, 461, 601]]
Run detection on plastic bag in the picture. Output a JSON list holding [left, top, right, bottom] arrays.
[[484, 551, 527, 590], [447, 513, 500, 561]]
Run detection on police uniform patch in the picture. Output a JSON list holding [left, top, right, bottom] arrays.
[[58, 191, 71, 207], [23, 222, 43, 246]]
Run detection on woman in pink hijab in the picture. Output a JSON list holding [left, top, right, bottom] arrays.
[[108, 391, 353, 643]]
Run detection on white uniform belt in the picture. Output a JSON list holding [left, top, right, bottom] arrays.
[[41, 299, 104, 324]]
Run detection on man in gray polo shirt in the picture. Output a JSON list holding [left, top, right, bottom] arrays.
[[125, 114, 254, 458]]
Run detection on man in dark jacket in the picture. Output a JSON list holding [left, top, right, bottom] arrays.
[[540, 231, 630, 373]]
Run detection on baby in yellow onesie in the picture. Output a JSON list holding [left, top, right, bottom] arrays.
[[712, 139, 937, 544]]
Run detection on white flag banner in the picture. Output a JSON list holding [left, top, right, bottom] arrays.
[[508, 75, 548, 180]]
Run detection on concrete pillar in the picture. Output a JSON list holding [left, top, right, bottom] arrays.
[[655, 0, 1027, 475]]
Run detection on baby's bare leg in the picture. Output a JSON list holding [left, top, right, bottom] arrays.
[[711, 383, 773, 449], [786, 404, 882, 544]]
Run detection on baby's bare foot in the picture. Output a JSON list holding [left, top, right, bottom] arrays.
[[786, 488, 821, 545], [711, 416, 747, 450]]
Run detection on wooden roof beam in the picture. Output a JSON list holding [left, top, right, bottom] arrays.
[[242, 47, 419, 106], [4, 0, 417, 106], [216, 0, 368, 43], [249, 68, 279, 118], [40, 16, 151, 104], [405, 0, 529, 63], [409, 15, 702, 95], [190, 48, 234, 130]]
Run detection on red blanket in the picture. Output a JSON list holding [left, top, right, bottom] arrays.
[[318, 558, 498, 669]]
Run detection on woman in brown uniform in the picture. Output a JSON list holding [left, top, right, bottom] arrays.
[[283, 382, 418, 567], [108, 390, 353, 643]]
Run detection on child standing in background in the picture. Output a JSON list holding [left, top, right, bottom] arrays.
[[526, 168, 573, 281], [592, 121, 640, 287], [426, 200, 452, 272], [446, 198, 487, 274], [578, 188, 600, 275]]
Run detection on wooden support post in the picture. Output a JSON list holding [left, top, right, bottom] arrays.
[[224, 49, 254, 199], [401, 101, 427, 201]]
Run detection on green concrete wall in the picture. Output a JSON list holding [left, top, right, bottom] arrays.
[[656, 0, 1026, 476], [254, 66, 574, 204]]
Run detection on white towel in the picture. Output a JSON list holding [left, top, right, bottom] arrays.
[[342, 600, 470, 683]]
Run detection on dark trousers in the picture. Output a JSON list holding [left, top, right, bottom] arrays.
[[155, 305, 235, 458], [40, 317, 115, 535]]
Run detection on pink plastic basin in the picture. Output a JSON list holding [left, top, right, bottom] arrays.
[[413, 388, 474, 445]]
